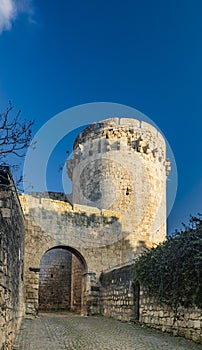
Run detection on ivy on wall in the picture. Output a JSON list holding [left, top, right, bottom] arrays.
[[133, 215, 202, 310]]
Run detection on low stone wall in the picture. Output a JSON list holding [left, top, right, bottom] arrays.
[[100, 265, 135, 321], [99, 263, 202, 343], [139, 292, 202, 343], [0, 168, 25, 350]]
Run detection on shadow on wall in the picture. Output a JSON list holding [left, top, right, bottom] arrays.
[[99, 240, 147, 322]]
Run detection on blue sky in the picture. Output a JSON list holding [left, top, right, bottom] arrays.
[[0, 0, 201, 234]]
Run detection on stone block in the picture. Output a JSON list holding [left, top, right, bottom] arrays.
[[120, 118, 140, 128], [193, 320, 201, 329]]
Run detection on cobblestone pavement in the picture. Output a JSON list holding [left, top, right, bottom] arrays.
[[13, 313, 202, 350]]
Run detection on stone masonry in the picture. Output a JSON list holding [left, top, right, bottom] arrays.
[[1, 118, 201, 347], [39, 248, 72, 311], [0, 167, 25, 350], [100, 265, 135, 322], [139, 292, 202, 343], [99, 265, 202, 343], [38, 248, 84, 313], [19, 117, 170, 319]]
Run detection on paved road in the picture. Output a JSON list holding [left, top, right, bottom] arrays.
[[13, 312, 202, 350]]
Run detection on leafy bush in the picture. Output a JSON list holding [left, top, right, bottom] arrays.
[[133, 215, 202, 310]]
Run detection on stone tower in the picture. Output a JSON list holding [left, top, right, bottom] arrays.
[[67, 117, 170, 247], [4, 117, 171, 332]]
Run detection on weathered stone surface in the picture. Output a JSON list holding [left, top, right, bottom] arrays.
[[139, 292, 202, 343], [1, 119, 200, 346], [39, 249, 72, 311], [69, 118, 168, 248], [100, 265, 134, 322], [0, 167, 25, 350], [19, 118, 169, 321]]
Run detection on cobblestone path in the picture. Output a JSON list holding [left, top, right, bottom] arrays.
[[13, 313, 202, 350]]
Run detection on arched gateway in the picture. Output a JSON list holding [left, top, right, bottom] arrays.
[[19, 118, 170, 318], [39, 246, 87, 313]]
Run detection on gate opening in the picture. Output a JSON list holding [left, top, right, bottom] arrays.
[[38, 246, 86, 313]]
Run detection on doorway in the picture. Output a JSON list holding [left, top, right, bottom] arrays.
[[38, 246, 86, 312]]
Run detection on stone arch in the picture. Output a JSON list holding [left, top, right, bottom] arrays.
[[47, 245, 88, 272], [38, 245, 87, 313]]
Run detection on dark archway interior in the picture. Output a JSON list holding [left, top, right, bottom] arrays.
[[38, 247, 86, 312]]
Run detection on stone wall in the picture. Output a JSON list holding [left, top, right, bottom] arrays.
[[19, 193, 141, 316], [82, 272, 100, 316], [139, 292, 202, 343], [0, 168, 25, 350], [68, 117, 170, 248], [19, 193, 124, 278], [19, 189, 168, 317], [25, 269, 39, 315], [100, 264, 202, 343], [71, 254, 83, 312], [19, 118, 171, 318], [100, 265, 135, 321], [39, 249, 72, 311]]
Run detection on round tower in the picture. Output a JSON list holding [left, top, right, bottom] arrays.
[[67, 118, 170, 245]]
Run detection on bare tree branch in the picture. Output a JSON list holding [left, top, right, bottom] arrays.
[[0, 102, 34, 189]]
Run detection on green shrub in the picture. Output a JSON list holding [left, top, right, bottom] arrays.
[[133, 215, 202, 310]]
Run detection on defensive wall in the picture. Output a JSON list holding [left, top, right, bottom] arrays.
[[0, 167, 25, 350], [20, 117, 170, 317], [0, 118, 201, 347]]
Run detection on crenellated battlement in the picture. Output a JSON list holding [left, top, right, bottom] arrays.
[[69, 118, 170, 179], [74, 118, 165, 151]]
